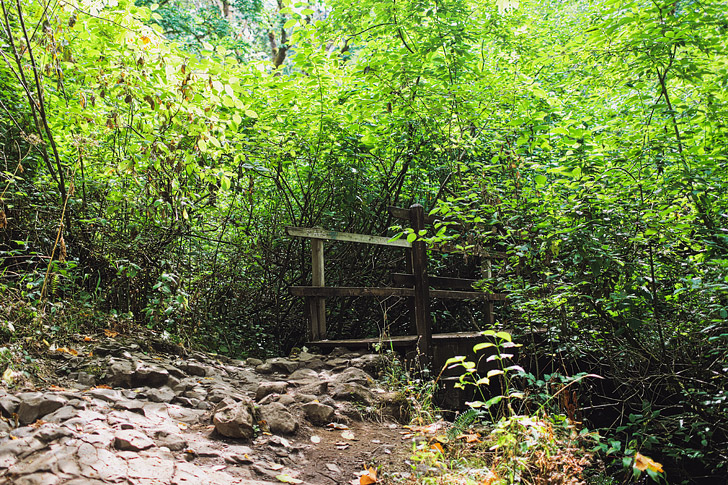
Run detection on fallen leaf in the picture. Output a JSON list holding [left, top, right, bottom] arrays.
[[104, 329, 119, 338], [327, 422, 349, 430], [360, 466, 377, 484], [268, 463, 284, 471], [83, 336, 94, 342], [310, 435, 321, 444], [335, 442, 350, 450], [276, 474, 302, 484], [430, 442, 444, 453], [342, 430, 356, 440], [633, 452, 664, 473]]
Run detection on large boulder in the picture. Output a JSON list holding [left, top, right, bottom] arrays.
[[212, 399, 256, 440]]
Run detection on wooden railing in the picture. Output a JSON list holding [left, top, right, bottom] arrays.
[[287, 204, 507, 360]]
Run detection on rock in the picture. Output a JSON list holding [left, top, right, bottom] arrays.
[[183, 387, 207, 401], [126, 454, 175, 482], [302, 402, 335, 425], [287, 368, 319, 382], [255, 363, 273, 374], [145, 386, 175, 403], [332, 367, 374, 386], [114, 429, 156, 451], [13, 473, 61, 485], [260, 402, 298, 435], [182, 362, 209, 377], [43, 405, 77, 423], [86, 388, 123, 403], [132, 361, 170, 387], [350, 354, 384, 374], [246, 357, 264, 367], [213, 399, 256, 439], [0, 394, 21, 417], [379, 391, 409, 423], [278, 394, 296, 406], [16, 392, 66, 425], [255, 381, 288, 401], [333, 382, 375, 405], [34, 424, 75, 442], [153, 431, 187, 451], [268, 358, 300, 374]]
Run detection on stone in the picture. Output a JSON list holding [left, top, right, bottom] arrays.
[[183, 362, 209, 377], [183, 387, 207, 401], [255, 363, 273, 374], [255, 381, 288, 401], [278, 394, 296, 406], [246, 358, 264, 367], [333, 382, 375, 405], [43, 405, 77, 423], [105, 359, 135, 387], [302, 402, 335, 425], [332, 367, 374, 386], [86, 388, 123, 403], [126, 454, 175, 482], [153, 430, 187, 451], [145, 386, 175, 403], [260, 402, 298, 435], [131, 361, 170, 387], [213, 400, 256, 439], [268, 358, 300, 374], [294, 393, 317, 403], [287, 368, 319, 382], [34, 424, 75, 442], [114, 429, 156, 451], [174, 396, 201, 408], [13, 473, 61, 485], [0, 394, 20, 417], [16, 392, 66, 424]]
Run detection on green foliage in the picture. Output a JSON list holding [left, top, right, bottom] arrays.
[[1, 0, 727, 479]]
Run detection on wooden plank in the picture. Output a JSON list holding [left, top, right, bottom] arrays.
[[286, 226, 410, 248], [290, 286, 507, 301], [311, 238, 326, 340], [290, 286, 415, 298], [409, 204, 432, 362], [388, 206, 439, 225], [392, 273, 479, 290]]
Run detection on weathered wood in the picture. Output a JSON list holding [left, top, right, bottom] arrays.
[[482, 258, 494, 325], [409, 204, 432, 362], [388, 206, 439, 225], [286, 226, 410, 248], [290, 286, 507, 301], [307, 331, 487, 349], [311, 239, 326, 339], [291, 286, 414, 298], [392, 273, 479, 290]]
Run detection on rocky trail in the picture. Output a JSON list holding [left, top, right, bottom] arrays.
[[0, 332, 424, 485]]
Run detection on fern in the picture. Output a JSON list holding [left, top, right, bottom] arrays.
[[448, 408, 481, 439]]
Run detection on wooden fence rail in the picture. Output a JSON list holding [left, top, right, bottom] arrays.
[[286, 204, 507, 361]]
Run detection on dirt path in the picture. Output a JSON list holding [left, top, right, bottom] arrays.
[[0, 332, 421, 484]]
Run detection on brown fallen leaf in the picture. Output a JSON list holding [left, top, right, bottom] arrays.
[[341, 430, 356, 440], [633, 452, 664, 473], [359, 466, 377, 484]]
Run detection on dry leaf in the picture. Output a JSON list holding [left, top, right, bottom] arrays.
[[325, 463, 342, 473], [310, 435, 321, 444], [341, 430, 356, 440], [268, 463, 284, 471], [457, 433, 481, 443], [275, 474, 302, 484], [430, 442, 444, 453], [335, 442, 349, 450], [0, 210, 7, 229], [327, 422, 349, 430], [633, 452, 664, 473], [104, 329, 119, 338], [359, 466, 377, 484]]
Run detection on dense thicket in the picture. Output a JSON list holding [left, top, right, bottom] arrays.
[[1, 0, 726, 482]]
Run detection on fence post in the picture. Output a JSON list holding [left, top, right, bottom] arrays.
[[409, 204, 432, 363], [310, 238, 326, 340]]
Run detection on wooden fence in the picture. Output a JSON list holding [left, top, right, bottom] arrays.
[[287, 204, 507, 361]]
